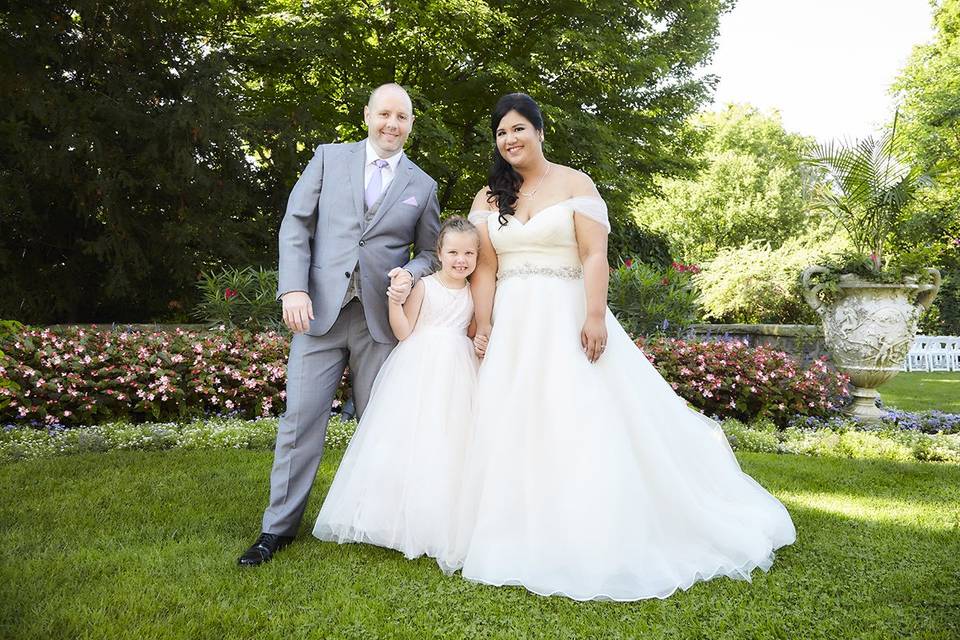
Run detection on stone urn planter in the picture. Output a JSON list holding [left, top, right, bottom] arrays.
[[801, 267, 941, 421]]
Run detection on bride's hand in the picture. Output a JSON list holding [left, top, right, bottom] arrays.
[[581, 316, 607, 363], [474, 326, 491, 360]]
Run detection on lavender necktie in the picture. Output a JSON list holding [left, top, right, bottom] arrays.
[[365, 159, 389, 209]]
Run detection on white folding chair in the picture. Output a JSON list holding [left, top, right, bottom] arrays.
[[948, 337, 960, 372], [929, 336, 952, 372], [907, 336, 931, 372]]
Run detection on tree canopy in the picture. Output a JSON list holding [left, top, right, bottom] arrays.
[[633, 104, 815, 263], [1, 0, 731, 323]]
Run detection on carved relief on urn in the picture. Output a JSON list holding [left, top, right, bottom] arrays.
[[802, 268, 940, 421]]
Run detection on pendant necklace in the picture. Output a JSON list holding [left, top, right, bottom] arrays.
[[519, 162, 552, 199]]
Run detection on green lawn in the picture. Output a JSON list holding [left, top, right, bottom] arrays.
[[880, 372, 960, 413], [2, 449, 959, 640]]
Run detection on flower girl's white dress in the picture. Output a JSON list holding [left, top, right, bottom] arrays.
[[440, 197, 796, 601], [313, 274, 478, 559]]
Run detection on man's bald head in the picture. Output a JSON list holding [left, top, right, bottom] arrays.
[[368, 83, 414, 114]]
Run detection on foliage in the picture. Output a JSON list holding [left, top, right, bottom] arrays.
[[638, 337, 850, 426], [0, 416, 357, 464], [2, 1, 733, 324], [0, 325, 355, 427], [723, 416, 960, 464], [0, 1, 274, 325], [1, 327, 269, 426], [804, 112, 933, 269], [607, 260, 702, 336], [0, 320, 24, 410], [605, 213, 673, 268], [633, 104, 816, 262], [695, 229, 847, 323], [892, 0, 960, 333], [194, 267, 282, 330]]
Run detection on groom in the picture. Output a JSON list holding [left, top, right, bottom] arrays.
[[238, 83, 440, 566]]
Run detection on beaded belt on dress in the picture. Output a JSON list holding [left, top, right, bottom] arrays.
[[497, 263, 583, 281]]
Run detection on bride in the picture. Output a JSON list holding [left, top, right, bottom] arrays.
[[439, 93, 796, 601]]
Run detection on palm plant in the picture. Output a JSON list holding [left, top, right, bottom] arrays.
[[804, 112, 932, 273]]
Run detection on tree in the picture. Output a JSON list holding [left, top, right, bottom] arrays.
[[632, 104, 815, 262], [229, 0, 731, 258], [0, 1, 272, 323], [2, 0, 732, 323], [892, 0, 960, 332]]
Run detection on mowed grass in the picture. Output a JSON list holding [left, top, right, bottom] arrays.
[[880, 372, 960, 413], [1, 449, 959, 640]]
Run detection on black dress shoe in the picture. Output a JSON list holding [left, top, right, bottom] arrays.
[[237, 532, 295, 566]]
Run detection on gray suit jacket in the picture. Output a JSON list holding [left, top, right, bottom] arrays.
[[277, 140, 440, 344]]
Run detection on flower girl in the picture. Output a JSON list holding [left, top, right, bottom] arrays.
[[313, 217, 480, 560]]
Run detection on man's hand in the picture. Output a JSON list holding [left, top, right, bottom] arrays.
[[281, 291, 314, 333], [387, 267, 413, 305]]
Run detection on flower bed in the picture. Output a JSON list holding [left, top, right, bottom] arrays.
[[0, 326, 300, 426], [638, 337, 850, 425]]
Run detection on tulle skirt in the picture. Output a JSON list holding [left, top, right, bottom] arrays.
[[313, 327, 478, 560], [438, 274, 796, 601]]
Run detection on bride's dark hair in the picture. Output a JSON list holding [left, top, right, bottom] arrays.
[[487, 93, 544, 226]]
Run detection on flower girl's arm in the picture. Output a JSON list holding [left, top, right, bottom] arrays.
[[389, 279, 426, 341]]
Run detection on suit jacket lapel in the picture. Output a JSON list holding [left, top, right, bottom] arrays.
[[363, 154, 413, 237], [349, 140, 366, 217]]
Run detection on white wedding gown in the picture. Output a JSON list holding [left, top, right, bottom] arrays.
[[440, 197, 796, 601], [313, 275, 479, 559]]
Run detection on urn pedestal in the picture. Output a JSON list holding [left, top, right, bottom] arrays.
[[801, 267, 940, 422]]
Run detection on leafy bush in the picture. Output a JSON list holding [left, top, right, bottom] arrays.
[[0, 326, 353, 427], [0, 416, 358, 463], [608, 260, 702, 337], [722, 417, 960, 463], [0, 321, 23, 411], [194, 267, 282, 330], [695, 235, 846, 324], [638, 337, 850, 425]]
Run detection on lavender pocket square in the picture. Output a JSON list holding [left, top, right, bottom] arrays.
[[401, 196, 418, 206]]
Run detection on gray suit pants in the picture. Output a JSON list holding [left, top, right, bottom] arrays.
[[262, 300, 394, 535]]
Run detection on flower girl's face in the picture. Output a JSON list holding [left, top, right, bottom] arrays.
[[439, 231, 479, 281]]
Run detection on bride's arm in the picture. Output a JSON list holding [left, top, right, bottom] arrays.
[[469, 190, 498, 356], [571, 173, 609, 363]]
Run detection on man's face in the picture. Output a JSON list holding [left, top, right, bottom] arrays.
[[364, 88, 414, 157]]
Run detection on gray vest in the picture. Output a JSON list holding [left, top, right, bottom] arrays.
[[341, 189, 388, 307]]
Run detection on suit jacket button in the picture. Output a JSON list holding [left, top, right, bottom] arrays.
[[359, 240, 365, 247], [344, 271, 350, 278]]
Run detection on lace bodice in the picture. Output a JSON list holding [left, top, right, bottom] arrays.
[[468, 197, 608, 280], [414, 274, 474, 332]]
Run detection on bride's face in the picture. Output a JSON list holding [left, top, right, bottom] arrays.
[[495, 110, 543, 167]]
